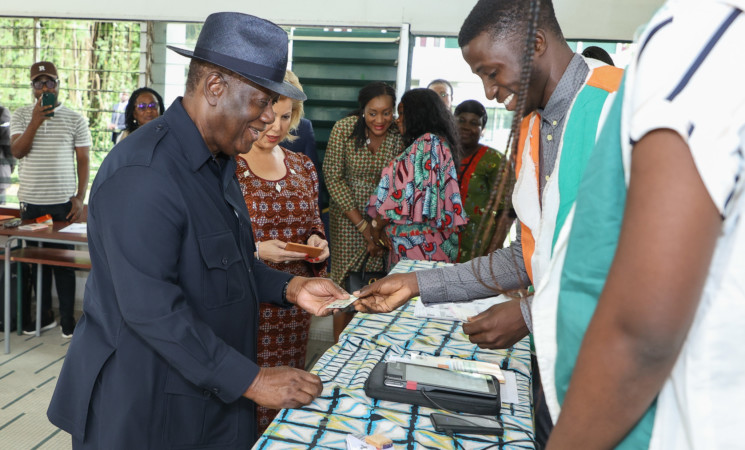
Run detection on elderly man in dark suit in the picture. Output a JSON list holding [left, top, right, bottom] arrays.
[[47, 13, 348, 449]]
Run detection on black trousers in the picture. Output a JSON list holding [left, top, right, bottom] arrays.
[[21, 202, 76, 321], [532, 353, 554, 449]]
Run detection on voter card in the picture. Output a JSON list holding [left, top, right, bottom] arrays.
[[325, 295, 358, 309]]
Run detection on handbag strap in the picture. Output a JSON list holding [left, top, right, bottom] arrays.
[[360, 253, 388, 277]]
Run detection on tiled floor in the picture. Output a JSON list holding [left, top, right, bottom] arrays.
[[0, 329, 72, 449], [0, 328, 334, 450]]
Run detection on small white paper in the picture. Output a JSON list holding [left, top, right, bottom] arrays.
[[500, 370, 519, 404], [59, 223, 87, 233]]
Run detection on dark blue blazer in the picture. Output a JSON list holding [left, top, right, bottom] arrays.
[[48, 100, 293, 449]]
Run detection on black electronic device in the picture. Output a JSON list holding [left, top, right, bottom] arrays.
[[383, 361, 498, 399], [41, 92, 56, 117], [430, 412, 504, 436]]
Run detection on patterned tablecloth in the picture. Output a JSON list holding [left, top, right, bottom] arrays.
[[254, 260, 536, 449]]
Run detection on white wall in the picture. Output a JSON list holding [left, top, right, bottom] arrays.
[[5, 0, 663, 41]]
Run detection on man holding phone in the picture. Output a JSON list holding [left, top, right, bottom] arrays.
[[10, 61, 91, 338]]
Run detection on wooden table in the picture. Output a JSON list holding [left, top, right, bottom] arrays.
[[1, 220, 88, 354]]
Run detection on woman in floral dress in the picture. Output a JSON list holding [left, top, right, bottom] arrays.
[[368, 88, 467, 264], [235, 71, 328, 434]]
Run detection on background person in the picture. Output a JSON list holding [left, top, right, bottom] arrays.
[[117, 86, 165, 142], [367, 88, 467, 264], [323, 81, 403, 341], [47, 13, 347, 448], [453, 99, 504, 262], [10, 60, 90, 338], [107, 91, 128, 144], [427, 78, 454, 110], [581, 45, 615, 66], [235, 70, 329, 434], [0, 102, 15, 204], [354, 0, 623, 445]]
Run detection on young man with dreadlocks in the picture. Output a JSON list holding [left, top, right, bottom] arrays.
[[354, 0, 622, 443]]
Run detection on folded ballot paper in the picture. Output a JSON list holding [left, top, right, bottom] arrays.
[[413, 294, 511, 322]]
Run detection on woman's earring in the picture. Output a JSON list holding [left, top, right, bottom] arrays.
[[362, 113, 365, 118]]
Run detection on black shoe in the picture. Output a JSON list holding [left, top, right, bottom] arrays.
[[22, 311, 57, 335], [61, 316, 76, 339]]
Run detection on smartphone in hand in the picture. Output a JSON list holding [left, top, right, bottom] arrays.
[[41, 92, 56, 117]]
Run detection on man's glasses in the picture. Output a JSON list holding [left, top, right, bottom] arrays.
[[32, 79, 58, 90], [135, 102, 159, 111]]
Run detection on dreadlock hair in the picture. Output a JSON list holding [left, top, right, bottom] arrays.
[[347, 81, 397, 148], [459, 0, 545, 295], [454, 100, 488, 128], [399, 88, 463, 167], [124, 87, 165, 133]]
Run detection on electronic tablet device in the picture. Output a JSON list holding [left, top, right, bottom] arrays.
[[430, 412, 504, 436], [284, 242, 323, 258], [383, 362, 498, 398]]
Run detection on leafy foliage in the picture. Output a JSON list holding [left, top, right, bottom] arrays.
[[0, 18, 142, 204]]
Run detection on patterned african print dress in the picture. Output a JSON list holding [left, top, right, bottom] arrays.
[[323, 115, 403, 284], [235, 149, 326, 434], [457, 145, 503, 262], [368, 133, 468, 264]]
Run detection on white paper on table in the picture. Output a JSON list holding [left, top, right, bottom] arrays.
[[500, 370, 518, 404], [413, 294, 511, 322], [59, 223, 87, 233]]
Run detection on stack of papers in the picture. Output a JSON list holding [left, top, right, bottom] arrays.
[[413, 294, 511, 322]]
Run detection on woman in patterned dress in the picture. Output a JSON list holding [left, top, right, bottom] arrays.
[[453, 100, 504, 262], [235, 71, 329, 434], [323, 82, 403, 341], [368, 88, 468, 264]]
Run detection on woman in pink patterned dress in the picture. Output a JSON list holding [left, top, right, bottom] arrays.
[[368, 88, 467, 264], [235, 71, 328, 435]]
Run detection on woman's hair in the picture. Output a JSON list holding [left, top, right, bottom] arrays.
[[399, 88, 462, 166], [347, 81, 397, 148], [125, 87, 165, 133], [280, 70, 305, 143], [454, 99, 488, 128], [459, 0, 544, 292]]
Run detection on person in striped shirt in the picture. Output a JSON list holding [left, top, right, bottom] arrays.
[[9, 60, 90, 338]]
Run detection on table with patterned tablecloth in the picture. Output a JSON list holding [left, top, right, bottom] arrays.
[[255, 259, 535, 449]]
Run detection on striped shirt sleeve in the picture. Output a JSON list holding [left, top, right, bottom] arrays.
[[627, 1, 745, 214]]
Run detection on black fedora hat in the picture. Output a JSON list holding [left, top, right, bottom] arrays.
[[168, 12, 306, 101]]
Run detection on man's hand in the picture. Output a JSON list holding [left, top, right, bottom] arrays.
[[243, 366, 323, 409], [286, 276, 347, 316], [353, 272, 419, 314], [66, 197, 85, 222], [30, 96, 54, 128], [461, 299, 529, 349]]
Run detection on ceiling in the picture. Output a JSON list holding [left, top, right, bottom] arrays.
[[3, 0, 664, 41]]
